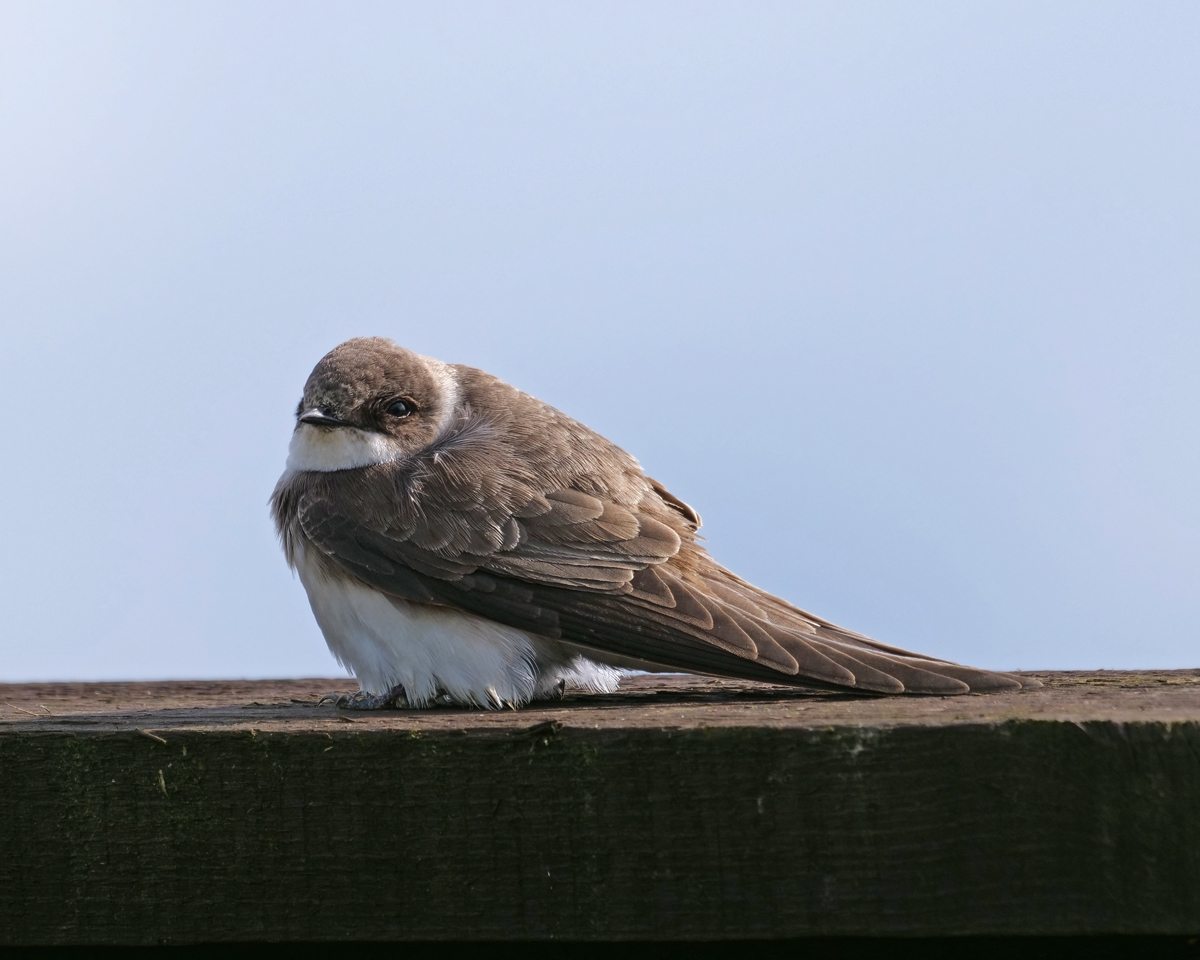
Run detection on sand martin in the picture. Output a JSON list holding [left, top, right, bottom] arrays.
[[272, 337, 1034, 709]]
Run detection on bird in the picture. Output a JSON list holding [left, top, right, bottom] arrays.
[[272, 337, 1036, 710]]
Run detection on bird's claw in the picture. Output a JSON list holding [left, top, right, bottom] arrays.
[[318, 683, 408, 710]]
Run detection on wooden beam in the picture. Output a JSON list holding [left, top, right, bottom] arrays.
[[1, 672, 1198, 944]]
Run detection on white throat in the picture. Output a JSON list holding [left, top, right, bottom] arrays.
[[285, 423, 407, 473]]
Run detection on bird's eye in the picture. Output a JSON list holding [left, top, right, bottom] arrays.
[[387, 399, 414, 418]]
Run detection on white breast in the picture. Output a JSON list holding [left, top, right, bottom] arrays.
[[294, 544, 624, 708]]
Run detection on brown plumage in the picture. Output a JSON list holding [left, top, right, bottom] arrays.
[[272, 337, 1036, 708]]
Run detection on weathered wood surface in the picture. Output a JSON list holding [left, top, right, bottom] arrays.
[[1, 671, 1198, 944]]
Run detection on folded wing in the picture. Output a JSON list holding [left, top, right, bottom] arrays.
[[295, 470, 1034, 695]]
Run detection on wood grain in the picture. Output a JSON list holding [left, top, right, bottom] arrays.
[[1, 672, 1198, 944]]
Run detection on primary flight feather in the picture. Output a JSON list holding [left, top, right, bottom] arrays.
[[272, 337, 1034, 709]]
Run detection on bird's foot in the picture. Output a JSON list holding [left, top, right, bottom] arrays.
[[318, 682, 408, 710]]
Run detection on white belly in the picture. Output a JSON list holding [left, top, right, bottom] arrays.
[[294, 545, 625, 708]]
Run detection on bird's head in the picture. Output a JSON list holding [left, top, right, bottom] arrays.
[[287, 337, 459, 472]]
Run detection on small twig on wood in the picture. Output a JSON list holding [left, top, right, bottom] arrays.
[[137, 729, 168, 744]]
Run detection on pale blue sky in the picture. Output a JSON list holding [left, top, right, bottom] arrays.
[[1, 2, 1197, 681]]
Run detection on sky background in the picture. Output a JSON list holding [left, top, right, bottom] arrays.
[[1, 1, 1197, 681]]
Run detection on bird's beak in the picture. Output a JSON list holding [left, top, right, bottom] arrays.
[[298, 408, 347, 428]]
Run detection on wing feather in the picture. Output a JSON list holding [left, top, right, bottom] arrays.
[[290, 462, 1029, 696]]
